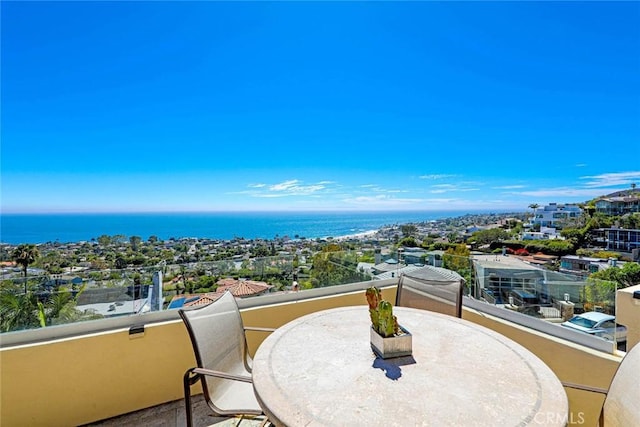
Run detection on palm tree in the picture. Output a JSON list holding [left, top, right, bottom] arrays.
[[39, 285, 102, 326], [0, 290, 41, 332], [11, 244, 40, 294], [528, 203, 540, 227]]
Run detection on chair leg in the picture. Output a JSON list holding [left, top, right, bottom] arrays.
[[183, 369, 198, 427]]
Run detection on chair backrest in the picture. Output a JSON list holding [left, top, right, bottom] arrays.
[[396, 271, 464, 318], [179, 291, 249, 403], [602, 342, 640, 426]]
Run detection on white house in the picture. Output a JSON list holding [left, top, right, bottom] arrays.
[[528, 203, 582, 230]]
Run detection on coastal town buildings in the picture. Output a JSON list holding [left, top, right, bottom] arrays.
[[521, 227, 564, 241], [527, 203, 582, 230], [3, 211, 640, 427], [601, 228, 640, 257], [595, 190, 640, 216], [559, 255, 626, 278]]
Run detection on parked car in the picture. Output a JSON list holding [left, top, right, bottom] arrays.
[[561, 311, 627, 344]]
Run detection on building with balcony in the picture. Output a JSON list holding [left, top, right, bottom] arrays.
[[559, 255, 623, 278], [595, 191, 640, 216], [603, 228, 640, 255], [527, 203, 582, 230], [473, 254, 588, 313]]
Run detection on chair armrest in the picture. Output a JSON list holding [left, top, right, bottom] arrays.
[[192, 367, 253, 383], [244, 326, 277, 333], [242, 327, 276, 373], [562, 381, 608, 394]]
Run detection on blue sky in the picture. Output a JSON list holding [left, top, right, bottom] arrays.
[[2, 1, 639, 213]]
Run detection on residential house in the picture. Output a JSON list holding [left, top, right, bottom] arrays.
[[527, 203, 582, 230], [595, 191, 640, 216]]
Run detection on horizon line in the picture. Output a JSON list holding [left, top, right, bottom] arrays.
[[0, 208, 529, 215]]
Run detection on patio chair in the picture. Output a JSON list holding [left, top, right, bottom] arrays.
[[562, 342, 640, 426], [395, 271, 464, 318], [179, 291, 275, 427]]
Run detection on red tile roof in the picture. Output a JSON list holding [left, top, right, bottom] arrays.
[[169, 292, 223, 308], [216, 278, 272, 297]]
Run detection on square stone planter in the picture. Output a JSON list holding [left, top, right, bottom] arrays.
[[370, 325, 412, 359]]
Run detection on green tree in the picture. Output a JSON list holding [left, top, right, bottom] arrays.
[[252, 244, 271, 258], [310, 250, 367, 287], [528, 203, 539, 219], [400, 224, 417, 237], [114, 256, 127, 269], [446, 231, 460, 243], [560, 227, 586, 247], [39, 250, 64, 275], [39, 285, 102, 326], [619, 213, 640, 229], [585, 212, 613, 231], [11, 244, 40, 294], [584, 263, 640, 314], [398, 236, 418, 247], [583, 278, 617, 313], [468, 228, 510, 246], [442, 244, 472, 292], [0, 290, 41, 332], [129, 236, 142, 251], [179, 265, 189, 294], [590, 262, 640, 289]]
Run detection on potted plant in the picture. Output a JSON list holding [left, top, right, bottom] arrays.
[[366, 286, 412, 359]]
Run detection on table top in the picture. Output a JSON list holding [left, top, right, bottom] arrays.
[[252, 306, 568, 427]]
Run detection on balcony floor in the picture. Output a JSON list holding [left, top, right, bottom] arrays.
[[81, 394, 269, 427]]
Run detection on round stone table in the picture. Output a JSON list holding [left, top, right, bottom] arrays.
[[252, 306, 568, 426]]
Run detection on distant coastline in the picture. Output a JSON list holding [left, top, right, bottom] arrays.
[[0, 210, 518, 245]]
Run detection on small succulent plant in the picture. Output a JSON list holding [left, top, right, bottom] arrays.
[[366, 286, 399, 338]]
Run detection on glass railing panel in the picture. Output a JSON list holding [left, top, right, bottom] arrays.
[[1, 250, 377, 336], [470, 255, 624, 353], [1, 248, 630, 355]]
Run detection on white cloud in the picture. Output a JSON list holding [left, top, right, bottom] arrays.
[[430, 184, 456, 190], [419, 174, 457, 180], [423, 198, 459, 204], [515, 187, 612, 198], [244, 179, 333, 198], [231, 170, 640, 211], [429, 183, 480, 193], [355, 184, 411, 194], [579, 171, 640, 188], [493, 185, 525, 190], [344, 195, 423, 206], [269, 180, 300, 191]]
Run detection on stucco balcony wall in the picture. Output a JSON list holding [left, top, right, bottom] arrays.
[[0, 282, 626, 426]]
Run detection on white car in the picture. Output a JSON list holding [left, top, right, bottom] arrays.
[[561, 311, 627, 344]]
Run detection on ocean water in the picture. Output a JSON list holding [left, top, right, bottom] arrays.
[[0, 210, 503, 245]]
